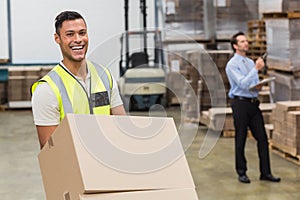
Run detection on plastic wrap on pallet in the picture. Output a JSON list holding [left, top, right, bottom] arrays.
[[164, 0, 206, 40], [216, 0, 259, 39], [166, 71, 188, 105], [269, 70, 300, 101], [259, 0, 300, 13], [164, 0, 259, 41], [265, 17, 300, 72]]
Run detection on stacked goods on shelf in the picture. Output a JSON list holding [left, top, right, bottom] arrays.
[[183, 64, 200, 120], [164, 0, 259, 41], [264, 12, 300, 75], [268, 70, 300, 101], [200, 103, 275, 137], [247, 20, 267, 60], [166, 51, 189, 106], [166, 72, 188, 106], [281, 0, 300, 11], [40, 66, 54, 77], [259, 0, 300, 14], [0, 68, 8, 104], [247, 20, 273, 103], [0, 83, 5, 104], [181, 49, 231, 122], [264, 12, 300, 101], [216, 0, 259, 39], [0, 59, 9, 64], [164, 0, 205, 40], [271, 101, 300, 157], [7, 66, 53, 108], [186, 49, 231, 111], [8, 67, 40, 107]]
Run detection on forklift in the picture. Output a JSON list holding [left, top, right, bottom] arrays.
[[118, 0, 166, 111]]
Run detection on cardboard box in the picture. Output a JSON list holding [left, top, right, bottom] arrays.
[[79, 188, 199, 200], [39, 114, 195, 200]]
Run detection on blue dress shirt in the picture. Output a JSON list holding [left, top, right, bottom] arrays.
[[225, 53, 260, 98]]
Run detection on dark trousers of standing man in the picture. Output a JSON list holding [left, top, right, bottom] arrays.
[[231, 98, 271, 176]]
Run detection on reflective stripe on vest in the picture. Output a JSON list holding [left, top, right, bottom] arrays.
[[31, 61, 112, 121]]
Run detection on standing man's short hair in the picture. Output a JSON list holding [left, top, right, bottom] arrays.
[[230, 32, 246, 52], [54, 11, 86, 35]]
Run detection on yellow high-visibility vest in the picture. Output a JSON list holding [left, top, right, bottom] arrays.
[[31, 61, 112, 121]]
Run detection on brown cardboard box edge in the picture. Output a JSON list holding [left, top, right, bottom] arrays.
[[38, 116, 85, 200], [79, 188, 199, 200], [38, 114, 196, 200]]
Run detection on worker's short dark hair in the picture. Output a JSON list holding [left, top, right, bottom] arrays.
[[55, 11, 86, 35], [230, 32, 245, 52]]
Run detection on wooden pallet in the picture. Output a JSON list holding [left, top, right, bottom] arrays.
[[221, 130, 253, 138], [222, 130, 235, 137], [0, 59, 9, 64], [263, 11, 300, 19], [247, 20, 265, 28], [184, 116, 200, 124], [0, 104, 8, 111], [270, 142, 300, 166]]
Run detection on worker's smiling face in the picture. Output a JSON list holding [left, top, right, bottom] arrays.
[[54, 19, 89, 63], [234, 35, 249, 54]]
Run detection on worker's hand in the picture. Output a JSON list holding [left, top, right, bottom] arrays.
[[255, 57, 265, 71], [255, 83, 263, 91]]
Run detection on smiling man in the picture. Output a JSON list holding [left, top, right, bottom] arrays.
[[31, 11, 126, 149]]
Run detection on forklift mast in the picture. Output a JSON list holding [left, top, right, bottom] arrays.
[[121, 0, 149, 75]]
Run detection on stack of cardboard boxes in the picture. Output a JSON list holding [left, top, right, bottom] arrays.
[[185, 49, 231, 112], [7, 66, 53, 108], [38, 114, 199, 200], [166, 51, 189, 106], [200, 103, 275, 137], [272, 101, 300, 157]]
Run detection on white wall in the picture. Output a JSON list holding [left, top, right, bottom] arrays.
[[9, 0, 155, 77], [0, 0, 9, 60]]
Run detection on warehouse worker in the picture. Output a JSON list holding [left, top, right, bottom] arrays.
[[225, 32, 280, 183], [31, 11, 126, 149]]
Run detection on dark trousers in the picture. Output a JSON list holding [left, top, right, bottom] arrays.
[[231, 99, 271, 176]]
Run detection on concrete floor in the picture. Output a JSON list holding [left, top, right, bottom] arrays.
[[0, 107, 300, 200]]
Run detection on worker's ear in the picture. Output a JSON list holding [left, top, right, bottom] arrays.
[[54, 33, 60, 44], [233, 43, 238, 51]]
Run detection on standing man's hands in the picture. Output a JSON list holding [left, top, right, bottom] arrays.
[[255, 57, 265, 71], [254, 57, 266, 91]]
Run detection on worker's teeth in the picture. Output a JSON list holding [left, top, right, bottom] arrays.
[[72, 46, 83, 50]]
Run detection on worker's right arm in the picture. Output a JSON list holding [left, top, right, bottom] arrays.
[[36, 125, 58, 149], [31, 83, 61, 149]]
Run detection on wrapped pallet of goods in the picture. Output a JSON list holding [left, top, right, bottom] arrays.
[[166, 72, 188, 106], [264, 12, 300, 75], [216, 0, 259, 39], [166, 51, 189, 106], [264, 11, 300, 102], [164, 0, 209, 41], [268, 70, 300, 101], [259, 0, 300, 14]]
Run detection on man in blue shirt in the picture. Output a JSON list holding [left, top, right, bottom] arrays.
[[226, 32, 280, 184]]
